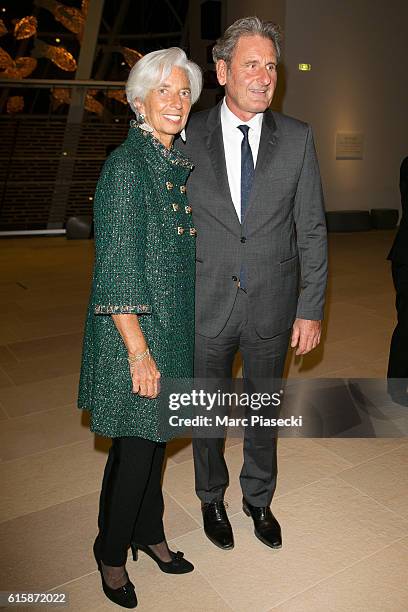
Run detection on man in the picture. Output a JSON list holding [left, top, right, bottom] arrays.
[[179, 17, 328, 550], [387, 156, 408, 405]]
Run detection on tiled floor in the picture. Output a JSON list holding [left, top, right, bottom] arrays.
[[0, 231, 407, 611]]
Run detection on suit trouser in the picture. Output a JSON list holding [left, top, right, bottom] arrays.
[[193, 289, 290, 507], [98, 436, 166, 566], [388, 262, 408, 390]]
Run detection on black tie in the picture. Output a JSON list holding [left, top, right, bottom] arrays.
[[237, 125, 254, 289], [238, 124, 254, 221]]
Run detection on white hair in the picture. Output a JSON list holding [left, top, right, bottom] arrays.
[[125, 47, 202, 117]]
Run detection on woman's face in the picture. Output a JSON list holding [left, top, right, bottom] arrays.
[[136, 66, 192, 148]]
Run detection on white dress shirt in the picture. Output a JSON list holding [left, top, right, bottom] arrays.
[[220, 98, 263, 221]]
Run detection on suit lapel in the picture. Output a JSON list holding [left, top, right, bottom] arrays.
[[206, 104, 241, 227], [243, 111, 279, 222]]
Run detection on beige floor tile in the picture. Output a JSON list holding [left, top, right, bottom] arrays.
[[7, 332, 83, 362], [323, 359, 388, 378], [162, 491, 202, 538], [2, 351, 81, 385], [0, 373, 79, 417], [320, 301, 394, 344], [0, 345, 19, 366], [170, 477, 408, 611], [0, 439, 107, 522], [0, 404, 91, 461], [0, 226, 406, 611], [163, 440, 350, 522], [270, 541, 408, 611], [0, 490, 202, 595], [0, 365, 13, 389], [274, 439, 352, 498], [337, 444, 408, 518], [396, 534, 408, 551], [0, 492, 98, 592], [53, 565, 233, 612], [314, 438, 407, 465], [166, 438, 194, 464], [352, 291, 397, 319], [0, 403, 8, 420], [286, 335, 369, 377]]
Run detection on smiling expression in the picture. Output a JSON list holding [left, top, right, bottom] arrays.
[[216, 35, 278, 121], [135, 66, 192, 148]]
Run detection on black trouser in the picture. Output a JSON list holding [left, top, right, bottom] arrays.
[[193, 289, 290, 507], [388, 262, 408, 394], [98, 436, 166, 566]]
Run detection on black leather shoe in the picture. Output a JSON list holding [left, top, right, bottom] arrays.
[[93, 537, 138, 608], [243, 498, 282, 549], [202, 500, 234, 549], [130, 542, 194, 574]]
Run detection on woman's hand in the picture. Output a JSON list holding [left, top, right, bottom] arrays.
[[111, 313, 161, 398], [129, 353, 161, 398]]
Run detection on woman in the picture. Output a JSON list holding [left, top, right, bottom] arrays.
[[78, 48, 202, 608]]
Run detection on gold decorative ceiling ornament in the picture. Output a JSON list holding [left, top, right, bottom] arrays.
[[32, 39, 77, 71], [0, 19, 7, 37], [34, 0, 86, 40], [121, 47, 143, 68], [51, 87, 104, 116], [6, 96, 24, 114], [0, 56, 37, 79], [14, 16, 38, 40], [85, 93, 104, 116], [0, 47, 14, 70], [81, 0, 89, 17], [51, 87, 71, 108], [106, 90, 127, 105]]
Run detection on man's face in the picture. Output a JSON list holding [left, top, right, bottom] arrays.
[[216, 35, 278, 121]]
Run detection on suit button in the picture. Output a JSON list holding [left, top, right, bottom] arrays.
[[232, 275, 238, 281], [241, 237, 246, 243]]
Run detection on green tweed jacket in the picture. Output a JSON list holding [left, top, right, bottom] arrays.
[[78, 122, 196, 441]]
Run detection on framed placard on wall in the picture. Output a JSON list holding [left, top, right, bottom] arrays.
[[336, 132, 364, 159]]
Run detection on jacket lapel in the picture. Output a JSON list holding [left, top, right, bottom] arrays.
[[243, 110, 279, 222], [206, 103, 241, 228]]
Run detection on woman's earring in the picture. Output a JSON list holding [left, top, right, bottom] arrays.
[[138, 113, 154, 133]]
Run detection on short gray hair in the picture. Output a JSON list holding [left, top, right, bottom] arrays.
[[126, 47, 202, 116], [212, 16, 282, 65]]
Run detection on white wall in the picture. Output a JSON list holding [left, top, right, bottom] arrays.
[[283, 0, 408, 212]]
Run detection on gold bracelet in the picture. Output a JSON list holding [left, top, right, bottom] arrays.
[[127, 348, 150, 364]]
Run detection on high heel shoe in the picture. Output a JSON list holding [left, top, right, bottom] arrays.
[[130, 542, 194, 574], [93, 537, 138, 609]]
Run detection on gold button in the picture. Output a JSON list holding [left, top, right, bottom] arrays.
[[189, 228, 197, 236], [166, 181, 173, 190], [172, 203, 179, 211], [180, 185, 186, 193], [185, 205, 192, 214], [177, 226, 185, 235]]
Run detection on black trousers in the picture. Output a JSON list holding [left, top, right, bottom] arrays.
[[193, 289, 290, 507], [388, 262, 408, 393], [98, 436, 166, 566]]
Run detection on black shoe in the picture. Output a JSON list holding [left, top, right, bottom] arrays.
[[130, 542, 194, 574], [202, 500, 234, 550], [243, 498, 282, 549], [93, 537, 138, 609]]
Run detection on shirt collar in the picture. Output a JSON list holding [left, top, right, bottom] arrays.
[[221, 97, 263, 135]]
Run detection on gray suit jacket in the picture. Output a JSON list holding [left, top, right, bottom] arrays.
[[177, 102, 328, 338]]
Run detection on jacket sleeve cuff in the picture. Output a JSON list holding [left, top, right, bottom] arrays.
[[94, 304, 152, 315], [295, 306, 324, 321]]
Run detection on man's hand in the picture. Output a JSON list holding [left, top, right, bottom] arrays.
[[291, 318, 322, 355]]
